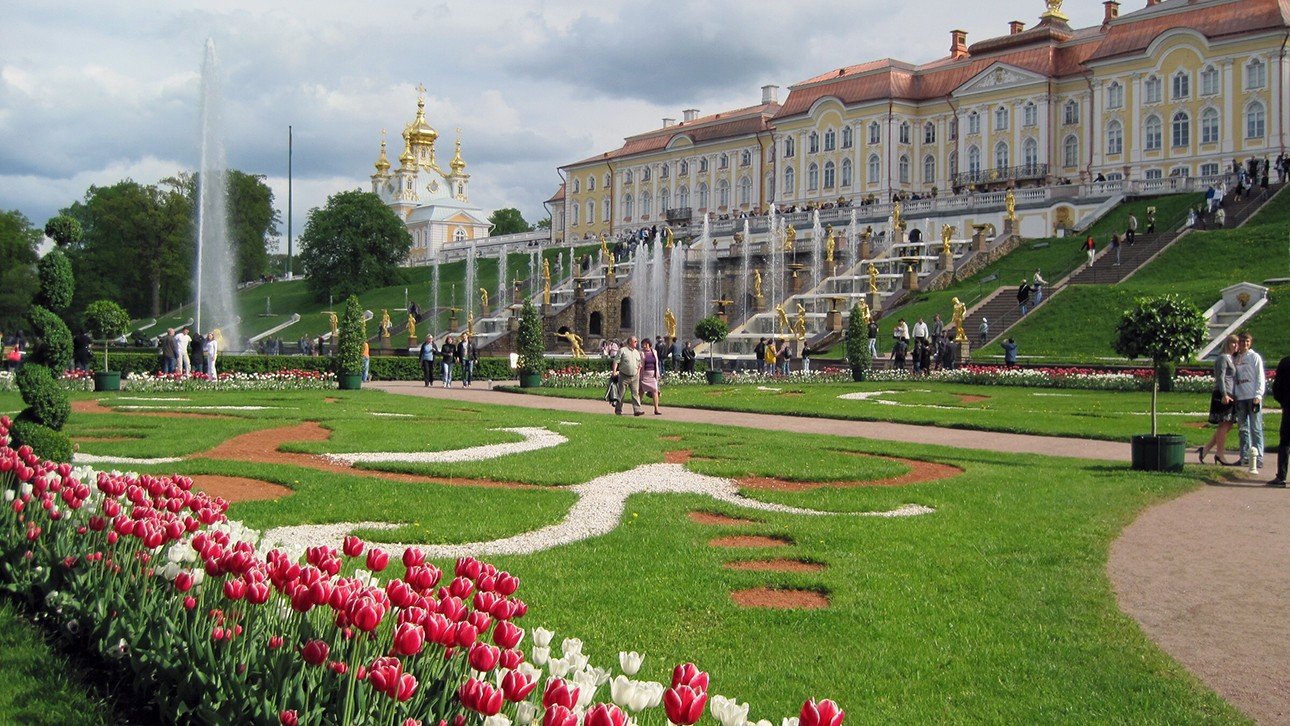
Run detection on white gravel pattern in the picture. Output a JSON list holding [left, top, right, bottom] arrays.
[[838, 390, 970, 411], [115, 405, 282, 411], [371, 412, 414, 418], [73, 453, 184, 465], [261, 462, 934, 557], [112, 397, 191, 401], [323, 427, 567, 465]]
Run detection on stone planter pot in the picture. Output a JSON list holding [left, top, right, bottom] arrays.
[[93, 371, 121, 392], [705, 370, 725, 385], [337, 373, 363, 390], [519, 373, 543, 388]]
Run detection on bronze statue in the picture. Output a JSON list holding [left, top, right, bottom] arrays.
[[775, 304, 790, 333], [664, 308, 677, 339], [891, 201, 906, 231], [784, 225, 796, 251], [941, 224, 956, 256], [825, 232, 836, 263], [867, 263, 879, 294], [479, 287, 489, 311], [794, 303, 807, 341], [952, 297, 968, 343], [664, 226, 675, 249], [856, 298, 872, 326], [379, 309, 391, 339], [556, 329, 586, 358], [753, 269, 763, 299], [1004, 188, 1017, 222]]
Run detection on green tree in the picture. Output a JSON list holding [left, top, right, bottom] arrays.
[[488, 207, 530, 235], [83, 299, 131, 370], [1113, 295, 1208, 433], [36, 250, 74, 313], [534, 217, 551, 230], [0, 210, 41, 331], [335, 295, 366, 375], [516, 298, 546, 376], [43, 215, 83, 247], [297, 190, 412, 303], [845, 305, 873, 380]]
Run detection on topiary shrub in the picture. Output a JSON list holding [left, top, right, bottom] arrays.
[[1113, 295, 1207, 434], [83, 299, 132, 371], [516, 299, 546, 376], [694, 315, 729, 369], [9, 417, 73, 463], [16, 365, 70, 430], [845, 304, 873, 381], [44, 215, 83, 248], [25, 305, 72, 373], [35, 250, 74, 312], [335, 295, 366, 375]]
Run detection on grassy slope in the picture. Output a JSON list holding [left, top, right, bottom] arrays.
[[6, 387, 1252, 720], [0, 600, 114, 725], [1004, 187, 1290, 362]]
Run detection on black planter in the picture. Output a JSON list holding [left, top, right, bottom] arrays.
[[519, 373, 543, 388], [850, 365, 868, 382], [337, 373, 363, 390], [1130, 434, 1186, 472], [93, 371, 121, 392], [705, 370, 725, 385]]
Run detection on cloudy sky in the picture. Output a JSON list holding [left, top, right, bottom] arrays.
[[1, 0, 1105, 252]]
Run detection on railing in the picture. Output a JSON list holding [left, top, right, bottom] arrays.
[[952, 163, 1049, 188]]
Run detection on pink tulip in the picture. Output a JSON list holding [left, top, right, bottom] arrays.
[[395, 673, 418, 702], [501, 669, 538, 702], [543, 705, 578, 726], [542, 678, 579, 710], [448, 576, 474, 599], [492, 620, 523, 649], [499, 648, 524, 670], [468, 642, 500, 672], [467, 610, 492, 634], [453, 622, 478, 648], [223, 579, 247, 601], [393, 622, 425, 656], [455, 556, 481, 580], [280, 710, 299, 726], [664, 685, 708, 725], [342, 535, 365, 557], [799, 699, 845, 726], [494, 572, 519, 596], [302, 639, 330, 666], [366, 548, 389, 572], [585, 703, 628, 726], [402, 548, 426, 568]]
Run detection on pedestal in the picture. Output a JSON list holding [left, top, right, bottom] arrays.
[[858, 239, 872, 260], [940, 251, 955, 272], [868, 290, 883, 314], [957, 339, 971, 362], [754, 296, 765, 313], [972, 228, 989, 252], [826, 309, 842, 332], [380, 338, 393, 354], [791, 272, 804, 295], [449, 315, 458, 332], [508, 309, 520, 332], [903, 265, 919, 291], [1003, 218, 1017, 236]]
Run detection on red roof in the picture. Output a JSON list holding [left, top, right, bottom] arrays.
[[566, 103, 778, 167], [1087, 0, 1290, 63], [545, 184, 565, 203]]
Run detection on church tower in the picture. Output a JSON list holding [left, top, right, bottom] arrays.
[[446, 129, 471, 202]]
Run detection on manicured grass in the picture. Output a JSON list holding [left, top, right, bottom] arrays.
[[8, 388, 1252, 720], [0, 599, 115, 725]]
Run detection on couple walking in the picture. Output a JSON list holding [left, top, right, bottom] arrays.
[[608, 336, 663, 416], [1199, 332, 1284, 484]]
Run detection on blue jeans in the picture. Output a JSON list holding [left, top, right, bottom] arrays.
[[441, 361, 454, 386], [1235, 399, 1265, 464], [1034, 287, 1044, 305], [462, 360, 474, 386], [362, 356, 370, 382], [162, 357, 175, 374]]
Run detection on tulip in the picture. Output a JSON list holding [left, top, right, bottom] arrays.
[[302, 639, 330, 666], [468, 642, 500, 672], [351, 601, 384, 632], [449, 576, 474, 599], [246, 581, 271, 605], [393, 622, 425, 657], [495, 572, 520, 596], [531, 627, 554, 647], [542, 705, 577, 726], [492, 620, 523, 649], [453, 622, 479, 648], [183, 596, 197, 610], [710, 694, 750, 726], [530, 646, 550, 667], [460, 679, 503, 715], [269, 636, 285, 650], [402, 547, 426, 568], [366, 548, 389, 572], [174, 571, 194, 593], [342, 535, 365, 557], [498, 648, 524, 670], [671, 663, 709, 692], [501, 669, 538, 702], [799, 699, 844, 726], [467, 610, 492, 634], [542, 678, 579, 710], [561, 637, 583, 657], [515, 702, 537, 726], [585, 703, 628, 726], [280, 710, 299, 726], [395, 672, 418, 702], [483, 715, 511, 726], [455, 555, 482, 580], [619, 651, 644, 677]]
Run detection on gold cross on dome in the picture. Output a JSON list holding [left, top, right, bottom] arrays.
[[416, 82, 426, 98]]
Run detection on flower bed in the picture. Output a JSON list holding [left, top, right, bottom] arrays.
[[540, 368, 851, 389], [0, 415, 842, 725], [0, 370, 337, 393]]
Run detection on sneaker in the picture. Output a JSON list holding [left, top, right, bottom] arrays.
[[1267, 479, 1286, 488]]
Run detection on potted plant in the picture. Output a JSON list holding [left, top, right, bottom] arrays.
[[83, 299, 131, 392], [845, 304, 873, 381], [335, 295, 366, 390], [516, 299, 546, 388], [695, 315, 729, 384], [1113, 295, 1207, 472]]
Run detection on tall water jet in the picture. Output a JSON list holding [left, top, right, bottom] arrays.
[[739, 219, 751, 322], [698, 217, 712, 320], [431, 258, 441, 329], [464, 240, 478, 320], [666, 235, 685, 341], [847, 209, 859, 269], [650, 232, 665, 340], [496, 248, 508, 316], [810, 209, 823, 289], [195, 39, 239, 347]]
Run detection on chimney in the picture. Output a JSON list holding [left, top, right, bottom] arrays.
[[1145, 0, 1160, 5], [1009, 20, 1026, 35], [683, 109, 700, 122], [761, 84, 779, 104], [1103, 0, 1120, 22], [950, 30, 968, 59], [663, 118, 676, 128]]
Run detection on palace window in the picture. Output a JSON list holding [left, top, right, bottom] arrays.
[[1170, 167, 1190, 178], [623, 194, 633, 219], [1247, 101, 1266, 139], [949, 153, 958, 179], [660, 164, 669, 179], [841, 158, 853, 186], [1062, 135, 1078, 167], [1107, 82, 1124, 110], [1107, 120, 1123, 155], [899, 155, 910, 184], [738, 176, 752, 205], [660, 188, 670, 212], [823, 129, 836, 151], [949, 117, 958, 140], [994, 106, 1009, 132], [603, 198, 611, 221], [719, 153, 729, 170], [783, 168, 795, 194], [715, 180, 728, 208], [1063, 99, 1079, 125], [604, 173, 611, 188], [698, 158, 708, 173], [867, 154, 880, 182], [587, 175, 595, 191], [868, 122, 881, 144], [697, 182, 709, 209], [642, 166, 651, 182], [967, 146, 980, 175], [1246, 58, 1267, 90], [1023, 102, 1037, 127], [1201, 66, 1219, 96], [570, 202, 579, 226], [623, 171, 631, 185], [842, 126, 853, 148], [1023, 138, 1038, 171], [808, 163, 819, 191], [808, 132, 820, 154], [1145, 168, 1163, 180], [994, 141, 1009, 170], [923, 155, 935, 184], [1200, 108, 1219, 145], [454, 229, 466, 243], [1172, 71, 1190, 100], [678, 185, 690, 207], [740, 150, 751, 167], [924, 121, 936, 144], [586, 200, 595, 222], [1172, 111, 1190, 148], [967, 111, 980, 135], [1144, 75, 1162, 104], [1200, 162, 1220, 177], [573, 179, 581, 193], [899, 122, 911, 144], [1144, 115, 1163, 151], [680, 161, 690, 176], [783, 136, 794, 158], [823, 161, 835, 189]]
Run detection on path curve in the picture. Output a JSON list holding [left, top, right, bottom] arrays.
[[1108, 480, 1289, 724]]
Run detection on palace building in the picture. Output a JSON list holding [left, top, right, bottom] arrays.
[[556, 0, 1287, 243], [369, 88, 490, 263]]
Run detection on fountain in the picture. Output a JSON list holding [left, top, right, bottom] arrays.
[[495, 249, 508, 315], [194, 39, 239, 347], [739, 219, 751, 322], [698, 217, 713, 319], [431, 258, 441, 329], [464, 240, 477, 320], [666, 234, 685, 341], [810, 209, 823, 288]]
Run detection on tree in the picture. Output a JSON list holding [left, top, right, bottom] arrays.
[[1113, 295, 1208, 434], [488, 207, 530, 236], [36, 250, 74, 312], [516, 299, 546, 377], [694, 315, 729, 369], [335, 295, 366, 375], [168, 171, 280, 282], [298, 190, 412, 303], [845, 305, 873, 381], [83, 299, 131, 370], [0, 210, 41, 331], [535, 218, 551, 230], [43, 215, 83, 247]]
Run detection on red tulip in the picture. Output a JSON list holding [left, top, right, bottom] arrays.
[[455, 556, 481, 580], [467, 610, 492, 634], [494, 572, 519, 596], [402, 548, 426, 568], [174, 571, 194, 592], [387, 579, 417, 609], [448, 576, 473, 599], [351, 601, 384, 632], [499, 648, 524, 670], [392, 622, 425, 656], [395, 673, 418, 702], [671, 663, 710, 691], [542, 678, 579, 710], [493, 620, 523, 649], [799, 699, 844, 726], [183, 596, 197, 610], [246, 581, 271, 605], [543, 705, 578, 726], [342, 535, 365, 557], [501, 669, 538, 702], [269, 636, 285, 650], [302, 639, 330, 666], [585, 703, 628, 726], [453, 622, 478, 648], [664, 685, 708, 725], [280, 710, 299, 726], [366, 548, 389, 572], [223, 579, 247, 601], [468, 642, 500, 672]]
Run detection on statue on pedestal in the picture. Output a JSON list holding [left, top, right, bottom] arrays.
[[856, 298, 872, 326], [784, 225, 796, 251], [753, 269, 763, 299], [379, 310, 392, 340], [479, 287, 489, 311], [825, 231, 836, 263], [952, 297, 967, 343], [664, 226, 675, 249], [326, 312, 338, 339], [867, 263, 879, 294], [407, 314, 416, 342], [793, 303, 807, 342], [542, 258, 552, 306], [664, 308, 677, 340], [1004, 188, 1017, 222], [556, 330, 586, 358], [775, 304, 790, 334], [941, 224, 956, 256]]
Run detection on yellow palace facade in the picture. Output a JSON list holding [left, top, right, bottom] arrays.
[[556, 0, 1287, 243]]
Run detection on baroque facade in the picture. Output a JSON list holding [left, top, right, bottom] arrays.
[[556, 0, 1287, 242], [369, 88, 490, 263]]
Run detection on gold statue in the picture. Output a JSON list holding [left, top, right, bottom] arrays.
[[556, 330, 586, 358], [753, 269, 763, 299], [542, 258, 552, 305], [663, 227, 675, 249], [794, 303, 808, 341], [941, 224, 956, 255], [467, 312, 475, 336], [775, 304, 790, 333], [543, 258, 551, 283], [407, 314, 416, 341], [784, 225, 796, 251], [952, 297, 968, 343], [825, 232, 836, 263], [326, 312, 339, 338], [891, 201, 906, 231], [867, 263, 879, 294], [856, 298, 872, 326], [599, 233, 610, 262], [479, 287, 489, 311], [1041, 0, 1069, 22], [1004, 188, 1017, 222], [379, 309, 392, 339], [664, 308, 677, 339]]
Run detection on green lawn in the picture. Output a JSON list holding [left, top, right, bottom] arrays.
[[0, 599, 115, 725], [1001, 187, 1290, 362], [6, 387, 1252, 721]]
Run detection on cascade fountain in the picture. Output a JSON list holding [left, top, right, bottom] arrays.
[[431, 258, 441, 327], [698, 217, 712, 320], [810, 209, 823, 288], [666, 233, 685, 341], [464, 240, 477, 321], [496, 248, 508, 314], [194, 39, 239, 347], [739, 219, 751, 322], [848, 209, 859, 264], [650, 232, 665, 339], [529, 251, 540, 298]]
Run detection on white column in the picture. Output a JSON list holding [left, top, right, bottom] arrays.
[[1039, 94, 1053, 177], [1128, 74, 1142, 169], [1221, 60, 1235, 155], [1091, 80, 1105, 172], [651, 164, 659, 222]]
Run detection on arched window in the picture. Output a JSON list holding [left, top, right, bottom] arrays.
[[1062, 135, 1079, 168], [1023, 138, 1038, 171], [823, 128, 836, 151], [738, 176, 752, 205], [678, 185, 690, 208], [898, 155, 910, 184], [1172, 71, 1190, 100], [679, 160, 690, 175], [823, 161, 835, 189], [454, 228, 466, 243], [1201, 66, 1219, 95], [1144, 115, 1163, 151], [623, 194, 633, 219], [949, 152, 958, 179], [740, 150, 751, 167], [841, 159, 853, 187], [1246, 101, 1267, 139], [967, 146, 981, 175], [994, 106, 1009, 131], [571, 202, 580, 226], [620, 298, 632, 329], [587, 175, 596, 191], [808, 163, 819, 191], [642, 166, 651, 181], [783, 137, 795, 158], [841, 126, 853, 148], [923, 155, 935, 184], [949, 118, 958, 140], [603, 198, 611, 221], [589, 311, 603, 336], [1246, 58, 1267, 89], [719, 153, 729, 170], [1144, 75, 1162, 104], [716, 180, 729, 208], [765, 173, 775, 201], [1106, 120, 1123, 155], [640, 191, 652, 217], [587, 201, 595, 224], [1023, 102, 1037, 127], [867, 154, 880, 182], [784, 167, 795, 194], [808, 132, 820, 154], [1171, 111, 1190, 148], [1063, 99, 1079, 125], [624, 170, 632, 185], [698, 158, 708, 173], [994, 141, 1009, 170], [604, 173, 611, 188], [660, 188, 671, 212], [697, 182, 709, 209], [924, 121, 936, 144], [967, 111, 980, 135], [573, 179, 581, 193], [868, 122, 881, 144], [660, 163, 669, 179], [1106, 82, 1124, 109], [1200, 108, 1219, 144], [899, 122, 911, 144]]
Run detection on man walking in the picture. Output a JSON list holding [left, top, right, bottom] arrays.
[[867, 318, 879, 358], [1016, 278, 1032, 315], [612, 336, 645, 416], [1233, 331, 1266, 474], [1126, 212, 1137, 244]]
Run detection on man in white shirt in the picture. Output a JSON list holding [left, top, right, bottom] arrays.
[[1233, 331, 1266, 474], [912, 318, 929, 344], [174, 328, 192, 375]]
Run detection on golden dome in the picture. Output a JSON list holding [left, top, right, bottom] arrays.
[[373, 131, 391, 174], [450, 132, 467, 174], [398, 130, 415, 168], [406, 96, 438, 147]]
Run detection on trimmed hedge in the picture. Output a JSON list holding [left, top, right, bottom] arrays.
[[36, 250, 74, 313], [16, 365, 70, 430], [26, 305, 72, 372], [85, 353, 617, 381], [10, 417, 73, 463]]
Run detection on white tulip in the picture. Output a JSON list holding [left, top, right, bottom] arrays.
[[710, 696, 750, 726], [568, 653, 590, 673], [515, 703, 537, 726], [619, 651, 644, 676], [610, 675, 635, 708], [3, 490, 13, 502], [585, 666, 611, 686], [634, 681, 665, 710], [561, 637, 583, 657], [532, 627, 555, 647], [531, 646, 550, 667], [782, 718, 800, 726], [484, 714, 512, 726], [754, 720, 774, 726], [517, 662, 543, 682], [548, 656, 571, 678]]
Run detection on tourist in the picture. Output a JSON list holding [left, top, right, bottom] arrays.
[[1110, 233, 1122, 266], [1084, 234, 1096, 266], [601, 338, 619, 360], [175, 327, 192, 374], [893, 318, 910, 348], [892, 336, 908, 372], [611, 336, 644, 416], [979, 318, 989, 345], [867, 317, 879, 358], [918, 336, 932, 374], [1002, 337, 1018, 368], [1233, 331, 1266, 474], [205, 333, 219, 378], [931, 314, 944, 343], [777, 338, 792, 375], [457, 333, 478, 387], [1199, 334, 1239, 465], [1016, 278, 1032, 315], [315, 335, 325, 357], [418, 334, 435, 387], [1269, 354, 1289, 487], [1214, 206, 1226, 227], [1125, 212, 1138, 244], [754, 337, 767, 373], [1032, 269, 1047, 305], [638, 338, 663, 415], [670, 337, 684, 374], [439, 335, 456, 388], [764, 337, 778, 374], [912, 317, 929, 346], [682, 340, 696, 373], [160, 328, 176, 374], [73, 330, 93, 373], [1146, 207, 1157, 234]]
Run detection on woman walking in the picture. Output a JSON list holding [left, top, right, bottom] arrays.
[[639, 338, 663, 415], [1199, 334, 1239, 465], [439, 335, 456, 388], [418, 334, 436, 387]]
